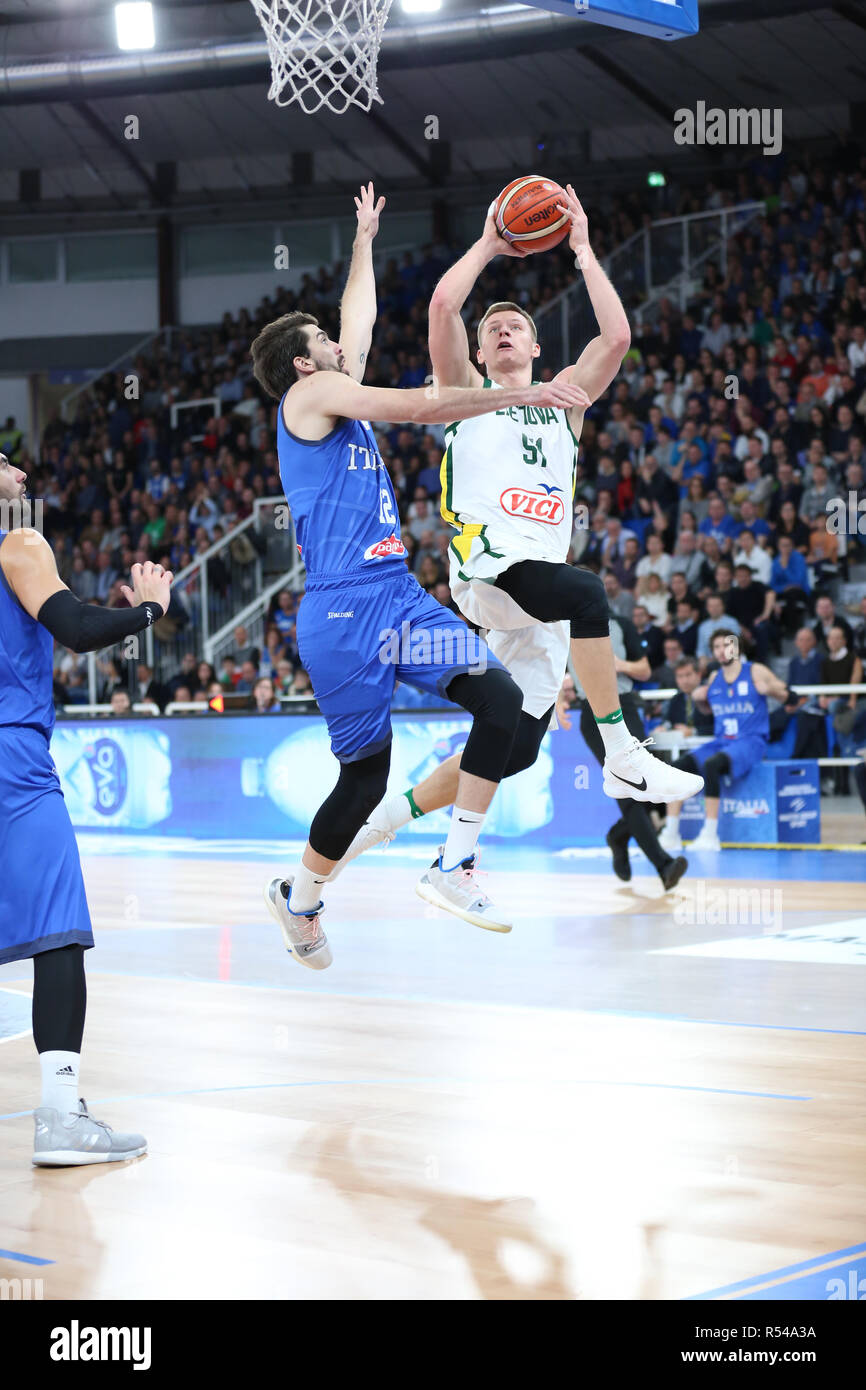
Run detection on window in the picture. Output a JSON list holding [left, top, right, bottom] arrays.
[[182, 224, 282, 276], [65, 232, 157, 282], [8, 239, 58, 282]]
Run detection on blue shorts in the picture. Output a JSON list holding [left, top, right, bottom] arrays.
[[297, 565, 505, 762], [0, 725, 94, 965], [693, 734, 768, 783]]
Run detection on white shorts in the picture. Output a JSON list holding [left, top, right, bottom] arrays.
[[450, 574, 570, 722]]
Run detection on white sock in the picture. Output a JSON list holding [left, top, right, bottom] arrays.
[[596, 711, 633, 757], [39, 1051, 80, 1117], [289, 864, 328, 914], [387, 793, 414, 829], [667, 814, 680, 836], [703, 816, 718, 834], [441, 807, 485, 871]]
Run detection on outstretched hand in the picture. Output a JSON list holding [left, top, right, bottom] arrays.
[[355, 181, 386, 239], [534, 372, 592, 412]]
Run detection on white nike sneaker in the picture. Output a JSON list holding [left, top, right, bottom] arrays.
[[690, 824, 722, 851], [603, 737, 705, 803], [328, 800, 399, 881], [416, 848, 512, 933], [658, 823, 684, 854], [33, 1099, 146, 1167], [264, 876, 333, 969]]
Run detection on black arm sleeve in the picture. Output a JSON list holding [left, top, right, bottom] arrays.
[[37, 590, 164, 654]]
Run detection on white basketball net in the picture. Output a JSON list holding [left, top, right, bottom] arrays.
[[249, 0, 394, 115]]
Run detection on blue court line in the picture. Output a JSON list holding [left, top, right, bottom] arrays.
[[0, 1075, 812, 1122], [64, 967, 866, 1038], [0, 1248, 54, 1266], [591, 1008, 866, 1037], [689, 1242, 866, 1300]]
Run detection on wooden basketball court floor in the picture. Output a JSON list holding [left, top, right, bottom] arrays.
[[1, 836, 864, 1302]]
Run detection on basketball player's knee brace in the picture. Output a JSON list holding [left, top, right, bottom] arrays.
[[502, 708, 552, 778], [567, 568, 610, 640], [699, 752, 730, 800], [447, 667, 523, 783], [309, 746, 391, 861]]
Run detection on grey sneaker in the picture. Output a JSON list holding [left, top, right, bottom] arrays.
[[264, 875, 333, 969], [415, 847, 512, 933], [33, 1098, 147, 1167]]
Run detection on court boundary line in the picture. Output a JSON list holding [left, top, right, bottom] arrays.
[[689, 1242, 866, 1300], [0, 1073, 813, 1122]]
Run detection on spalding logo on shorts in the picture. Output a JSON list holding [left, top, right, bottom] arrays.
[[499, 486, 565, 524]]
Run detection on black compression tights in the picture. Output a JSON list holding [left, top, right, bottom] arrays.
[[32, 944, 87, 1054], [495, 561, 610, 639]]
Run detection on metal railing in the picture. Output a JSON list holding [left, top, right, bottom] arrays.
[[146, 495, 301, 684], [59, 326, 180, 422], [534, 201, 767, 363]]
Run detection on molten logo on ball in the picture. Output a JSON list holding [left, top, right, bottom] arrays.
[[500, 487, 565, 524]]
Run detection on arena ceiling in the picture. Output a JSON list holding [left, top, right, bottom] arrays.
[[0, 0, 864, 226]]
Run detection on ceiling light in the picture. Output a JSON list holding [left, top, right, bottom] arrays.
[[115, 3, 155, 51]]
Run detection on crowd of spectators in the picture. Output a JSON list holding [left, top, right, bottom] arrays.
[[10, 138, 866, 759]]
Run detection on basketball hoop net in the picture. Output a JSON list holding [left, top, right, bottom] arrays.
[[249, 0, 394, 115]]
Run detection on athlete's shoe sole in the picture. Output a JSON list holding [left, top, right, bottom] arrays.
[[33, 1147, 146, 1167], [415, 877, 512, 933]]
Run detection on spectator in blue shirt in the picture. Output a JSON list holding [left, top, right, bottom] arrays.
[[698, 496, 741, 550], [770, 534, 811, 635]]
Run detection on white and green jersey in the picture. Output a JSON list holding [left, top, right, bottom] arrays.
[[440, 378, 580, 583]]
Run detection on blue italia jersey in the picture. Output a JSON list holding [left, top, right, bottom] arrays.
[[707, 660, 769, 742], [277, 401, 406, 580], [0, 529, 55, 739]]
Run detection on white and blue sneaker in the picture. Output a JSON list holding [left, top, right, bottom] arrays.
[[33, 1099, 146, 1167], [264, 876, 333, 970], [415, 847, 512, 933]]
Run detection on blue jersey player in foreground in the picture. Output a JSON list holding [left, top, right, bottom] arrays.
[[251, 184, 590, 960], [0, 452, 172, 1165], [661, 628, 791, 852]]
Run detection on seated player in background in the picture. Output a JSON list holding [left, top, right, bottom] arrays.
[[1, 450, 172, 1165], [661, 629, 791, 852]]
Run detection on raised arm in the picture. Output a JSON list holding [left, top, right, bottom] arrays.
[[290, 368, 589, 432], [338, 182, 386, 382], [557, 185, 631, 406], [428, 210, 526, 388]]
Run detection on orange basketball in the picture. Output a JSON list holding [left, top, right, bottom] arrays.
[[492, 175, 570, 253]]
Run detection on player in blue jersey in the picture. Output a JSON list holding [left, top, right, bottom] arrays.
[[660, 629, 791, 852], [1, 452, 172, 1165], [250, 184, 590, 956]]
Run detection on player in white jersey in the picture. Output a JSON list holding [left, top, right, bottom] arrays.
[[431, 190, 703, 801]]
